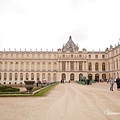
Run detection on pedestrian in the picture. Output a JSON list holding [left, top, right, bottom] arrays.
[[109, 77, 115, 91], [116, 77, 120, 91]]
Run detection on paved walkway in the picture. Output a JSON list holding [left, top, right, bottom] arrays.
[[0, 82, 120, 120]]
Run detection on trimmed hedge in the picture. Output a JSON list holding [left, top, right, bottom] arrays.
[[0, 86, 20, 92]]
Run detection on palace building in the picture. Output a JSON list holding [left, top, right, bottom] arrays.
[[0, 36, 120, 85]]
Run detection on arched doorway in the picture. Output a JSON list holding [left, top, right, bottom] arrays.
[[88, 74, 92, 80], [79, 73, 83, 81], [70, 73, 74, 81], [102, 74, 106, 81], [61, 73, 66, 80], [95, 74, 99, 82]]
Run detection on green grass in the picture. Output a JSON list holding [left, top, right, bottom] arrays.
[[0, 83, 57, 97], [34, 83, 57, 96]]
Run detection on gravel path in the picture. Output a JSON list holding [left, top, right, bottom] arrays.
[[0, 82, 120, 120]]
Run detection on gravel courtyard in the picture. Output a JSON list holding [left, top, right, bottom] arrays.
[[0, 82, 120, 120]]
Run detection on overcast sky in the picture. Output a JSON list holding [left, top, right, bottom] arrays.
[[0, 0, 120, 51]]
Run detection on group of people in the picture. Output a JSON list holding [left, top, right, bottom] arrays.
[[61, 79, 70, 83], [109, 77, 120, 91]]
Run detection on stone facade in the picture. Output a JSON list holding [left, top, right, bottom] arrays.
[[0, 36, 120, 85]]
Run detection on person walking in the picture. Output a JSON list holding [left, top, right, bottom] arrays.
[[109, 77, 115, 91], [116, 77, 120, 91]]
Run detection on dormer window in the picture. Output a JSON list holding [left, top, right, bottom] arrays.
[[69, 47, 73, 52]]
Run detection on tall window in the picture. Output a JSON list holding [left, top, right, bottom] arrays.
[[37, 73, 40, 80], [70, 61, 74, 71], [88, 62, 92, 71], [62, 62, 66, 71], [79, 62, 82, 71], [15, 62, 18, 71], [20, 62, 24, 71], [9, 73, 12, 80], [4, 73, 7, 80], [53, 62, 57, 70], [102, 63, 105, 71], [20, 73, 23, 80], [31, 62, 34, 71], [26, 73, 29, 80], [48, 73, 51, 81], [10, 62, 13, 71], [53, 73, 56, 81], [37, 62, 40, 71], [5, 62, 7, 70], [95, 55, 98, 58], [95, 62, 99, 71], [48, 62, 51, 71], [42, 62, 46, 71], [26, 62, 29, 71], [15, 73, 18, 80], [31, 73, 34, 80]]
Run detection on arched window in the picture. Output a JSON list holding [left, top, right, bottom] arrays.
[[9, 73, 12, 80], [48, 73, 51, 81], [48, 62, 51, 71], [53, 62, 57, 70], [31, 62, 34, 71], [4, 73, 7, 80], [79, 62, 82, 71], [15, 73, 18, 80], [37, 62, 40, 71], [88, 62, 92, 71], [26, 73, 29, 80], [20, 62, 24, 71], [42, 73, 45, 80], [0, 62, 2, 70], [26, 62, 29, 71], [20, 73, 23, 80], [95, 62, 99, 71], [102, 63, 105, 71], [4, 62, 7, 70], [10, 62, 13, 71], [31, 73, 34, 80], [15, 62, 18, 71], [70, 61, 74, 71], [53, 73, 56, 81], [62, 62, 66, 71], [37, 73, 40, 80], [42, 62, 46, 71]]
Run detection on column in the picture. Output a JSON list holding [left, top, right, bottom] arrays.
[[34, 62, 37, 71], [83, 61, 84, 71], [66, 61, 68, 71], [29, 62, 31, 71], [68, 61, 70, 71], [18, 62, 20, 71], [46, 62, 48, 71], [77, 61, 79, 71]]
